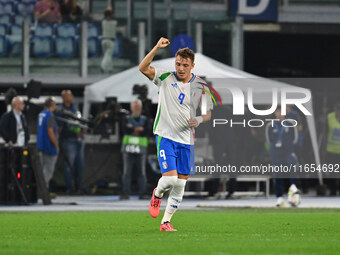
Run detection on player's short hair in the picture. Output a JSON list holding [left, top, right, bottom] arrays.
[[104, 10, 113, 19], [61, 90, 72, 96], [131, 99, 142, 107], [45, 97, 56, 108], [176, 48, 195, 63]]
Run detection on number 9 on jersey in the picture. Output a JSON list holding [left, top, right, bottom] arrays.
[[178, 93, 185, 104]]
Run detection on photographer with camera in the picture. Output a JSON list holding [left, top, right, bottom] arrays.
[[56, 90, 84, 194], [34, 0, 61, 24], [121, 99, 149, 200]]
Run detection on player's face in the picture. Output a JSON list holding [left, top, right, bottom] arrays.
[[175, 56, 195, 82]]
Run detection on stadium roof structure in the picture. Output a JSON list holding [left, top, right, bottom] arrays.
[[83, 53, 321, 181]]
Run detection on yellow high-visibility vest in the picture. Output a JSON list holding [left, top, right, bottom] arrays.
[[327, 112, 340, 154]]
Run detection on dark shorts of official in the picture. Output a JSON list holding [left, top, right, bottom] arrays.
[[156, 135, 195, 175]]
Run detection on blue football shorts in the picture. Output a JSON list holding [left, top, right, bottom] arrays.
[[156, 135, 195, 175]]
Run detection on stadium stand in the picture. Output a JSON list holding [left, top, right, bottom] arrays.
[[7, 35, 21, 56], [10, 24, 22, 35], [55, 36, 76, 58], [31, 36, 54, 57], [0, 2, 14, 15], [21, 0, 37, 3], [14, 14, 26, 26], [87, 36, 100, 57], [0, 13, 11, 26], [87, 23, 100, 38], [0, 34, 6, 56], [0, 0, 121, 61], [0, 20, 106, 58], [56, 23, 78, 37], [0, 23, 6, 35], [0, 1, 130, 74], [16, 1, 35, 16], [112, 36, 122, 58], [34, 24, 54, 37]]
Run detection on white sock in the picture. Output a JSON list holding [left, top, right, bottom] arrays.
[[161, 179, 187, 224], [154, 176, 178, 198]]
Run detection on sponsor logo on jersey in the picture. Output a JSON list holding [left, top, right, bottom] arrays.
[[171, 83, 178, 88]]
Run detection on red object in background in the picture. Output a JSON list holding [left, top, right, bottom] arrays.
[[17, 172, 21, 179]]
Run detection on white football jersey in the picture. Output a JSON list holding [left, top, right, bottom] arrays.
[[151, 68, 213, 145]]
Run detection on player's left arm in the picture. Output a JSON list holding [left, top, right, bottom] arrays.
[[188, 110, 211, 128]]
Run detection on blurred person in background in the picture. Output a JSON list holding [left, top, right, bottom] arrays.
[[207, 106, 238, 199], [286, 106, 303, 148], [325, 102, 340, 196], [56, 90, 84, 194], [285, 106, 312, 194], [59, 0, 83, 23], [120, 100, 149, 200], [34, 0, 62, 24], [100, 6, 117, 73], [37, 97, 58, 191], [266, 106, 300, 207], [0, 97, 29, 147]]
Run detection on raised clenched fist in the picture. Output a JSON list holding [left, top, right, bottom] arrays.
[[156, 37, 170, 49]]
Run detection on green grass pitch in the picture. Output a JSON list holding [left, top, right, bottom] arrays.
[[0, 208, 339, 255]]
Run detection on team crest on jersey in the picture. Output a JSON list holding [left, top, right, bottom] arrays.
[[162, 161, 168, 169], [171, 83, 178, 88]]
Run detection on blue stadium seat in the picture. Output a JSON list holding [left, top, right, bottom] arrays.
[[0, 23, 6, 35], [56, 23, 78, 37], [21, 0, 37, 3], [31, 36, 54, 57], [16, 2, 35, 16], [88, 23, 99, 38], [34, 24, 54, 36], [0, 2, 14, 14], [14, 14, 33, 26], [10, 24, 22, 35], [0, 13, 11, 25], [7, 35, 22, 56], [88, 37, 99, 57], [0, 35, 7, 56], [55, 36, 76, 58], [13, 14, 23, 25], [112, 35, 122, 58]]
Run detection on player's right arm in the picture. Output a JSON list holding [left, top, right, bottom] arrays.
[[139, 37, 170, 81]]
